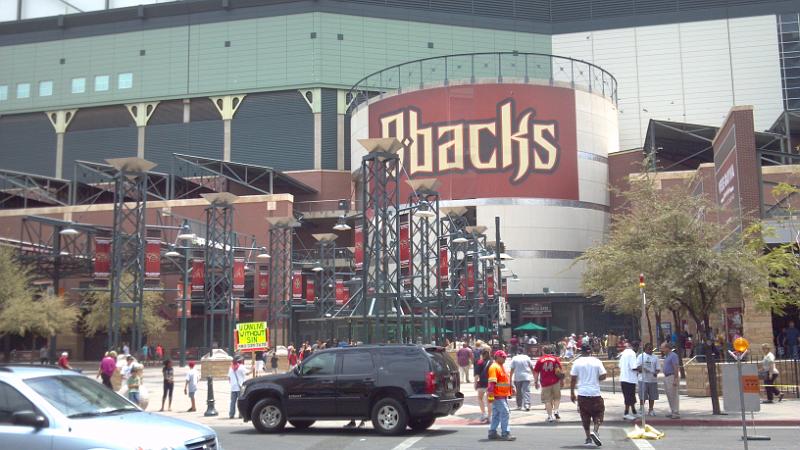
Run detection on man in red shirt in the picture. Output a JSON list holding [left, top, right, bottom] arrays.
[[58, 352, 72, 370], [534, 345, 564, 422]]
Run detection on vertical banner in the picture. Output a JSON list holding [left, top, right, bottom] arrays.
[[354, 226, 364, 271], [257, 267, 269, 299], [191, 259, 205, 293], [501, 280, 508, 299], [305, 277, 315, 303], [176, 281, 191, 318], [335, 279, 346, 305], [467, 262, 475, 292], [292, 270, 303, 301], [439, 246, 449, 287], [459, 275, 466, 297], [400, 222, 410, 267], [233, 257, 246, 292], [487, 273, 495, 297], [94, 238, 111, 279], [145, 239, 161, 279]]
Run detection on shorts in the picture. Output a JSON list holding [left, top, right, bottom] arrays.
[[577, 395, 604, 427], [540, 383, 561, 403], [621, 381, 637, 406], [189, 390, 196, 399], [639, 382, 659, 401]]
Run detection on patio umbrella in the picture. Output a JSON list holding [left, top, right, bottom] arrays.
[[465, 325, 488, 333], [514, 322, 547, 331]]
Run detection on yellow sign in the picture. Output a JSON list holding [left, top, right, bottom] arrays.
[[235, 321, 269, 352]]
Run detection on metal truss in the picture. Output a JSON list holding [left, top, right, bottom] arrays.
[[73, 160, 169, 205], [0, 170, 71, 209], [268, 219, 294, 346], [172, 153, 275, 200], [17, 215, 98, 281], [361, 145, 402, 344], [204, 197, 235, 350], [407, 185, 442, 344], [109, 164, 149, 353]]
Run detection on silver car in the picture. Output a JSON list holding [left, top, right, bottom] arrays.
[[0, 365, 220, 450]]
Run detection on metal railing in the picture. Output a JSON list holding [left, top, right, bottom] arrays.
[[346, 52, 618, 112]]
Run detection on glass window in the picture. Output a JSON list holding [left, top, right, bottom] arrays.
[[71, 78, 86, 94], [300, 352, 336, 376], [39, 80, 53, 97], [341, 351, 374, 375], [0, 85, 7, 101], [94, 75, 109, 92], [16, 83, 30, 99], [117, 72, 133, 89], [0, 382, 37, 424], [26, 375, 137, 418]]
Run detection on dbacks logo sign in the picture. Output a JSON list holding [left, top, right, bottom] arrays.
[[368, 84, 578, 200]]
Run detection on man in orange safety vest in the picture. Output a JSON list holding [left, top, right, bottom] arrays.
[[487, 350, 516, 441]]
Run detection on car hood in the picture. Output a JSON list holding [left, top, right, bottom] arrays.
[[68, 411, 215, 449]]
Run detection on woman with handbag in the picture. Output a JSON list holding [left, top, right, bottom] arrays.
[[761, 343, 783, 403]]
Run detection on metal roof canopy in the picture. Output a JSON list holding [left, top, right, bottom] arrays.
[[171, 153, 316, 200], [644, 119, 784, 172], [72, 159, 170, 205], [0, 169, 71, 209]]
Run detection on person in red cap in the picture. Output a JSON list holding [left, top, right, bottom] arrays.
[[487, 350, 515, 441]]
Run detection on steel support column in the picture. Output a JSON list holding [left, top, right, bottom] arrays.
[[203, 193, 237, 351], [268, 218, 295, 346]]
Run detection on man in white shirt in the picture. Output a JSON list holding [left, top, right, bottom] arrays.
[[570, 344, 607, 447], [638, 343, 660, 416], [618, 341, 640, 420], [509, 351, 534, 411], [184, 360, 199, 412], [228, 356, 247, 419]]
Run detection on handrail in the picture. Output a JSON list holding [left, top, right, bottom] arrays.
[[346, 51, 618, 112]]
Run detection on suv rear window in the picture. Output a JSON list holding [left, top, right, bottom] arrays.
[[341, 351, 374, 375], [426, 348, 458, 374]]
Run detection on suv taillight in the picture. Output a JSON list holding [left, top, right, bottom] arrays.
[[425, 371, 437, 394]]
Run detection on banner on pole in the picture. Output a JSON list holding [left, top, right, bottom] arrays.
[[305, 277, 315, 303], [257, 267, 269, 299], [234, 321, 269, 352], [191, 259, 205, 292], [335, 279, 346, 305], [439, 246, 448, 287], [292, 270, 302, 301], [354, 226, 364, 271], [487, 273, 495, 297], [94, 238, 111, 279], [467, 262, 475, 292], [400, 222, 410, 267], [145, 239, 161, 279], [233, 257, 245, 292]]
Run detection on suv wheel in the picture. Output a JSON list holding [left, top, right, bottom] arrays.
[[408, 417, 435, 431], [371, 398, 408, 436], [252, 398, 286, 433], [289, 420, 315, 429]]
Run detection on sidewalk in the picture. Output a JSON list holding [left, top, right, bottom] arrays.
[[75, 361, 799, 429]]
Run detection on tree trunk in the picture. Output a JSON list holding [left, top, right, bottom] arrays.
[[654, 309, 663, 343], [671, 308, 686, 379], [700, 315, 721, 415]]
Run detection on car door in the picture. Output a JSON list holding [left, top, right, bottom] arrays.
[[336, 350, 376, 418], [285, 352, 338, 418], [0, 382, 52, 450]]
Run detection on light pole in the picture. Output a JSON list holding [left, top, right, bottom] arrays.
[[167, 220, 196, 367], [639, 273, 647, 431]]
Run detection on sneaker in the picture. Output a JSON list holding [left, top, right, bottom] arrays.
[[761, 400, 774, 404], [488, 433, 500, 440], [647, 410, 656, 417], [779, 393, 784, 402], [500, 434, 516, 441], [669, 413, 680, 419], [554, 411, 561, 420], [623, 413, 635, 420], [590, 431, 602, 447], [546, 416, 555, 423], [524, 407, 530, 412], [584, 438, 593, 445]]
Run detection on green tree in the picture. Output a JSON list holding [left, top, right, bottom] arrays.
[[579, 172, 764, 415], [81, 272, 168, 341]]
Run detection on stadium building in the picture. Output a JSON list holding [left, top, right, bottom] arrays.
[[0, 0, 798, 358]]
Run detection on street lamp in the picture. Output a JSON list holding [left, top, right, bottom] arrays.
[[165, 245, 181, 258], [311, 261, 324, 272], [256, 247, 271, 259], [333, 216, 352, 231], [59, 226, 80, 236], [177, 220, 196, 241], [452, 232, 468, 244], [414, 201, 436, 218]]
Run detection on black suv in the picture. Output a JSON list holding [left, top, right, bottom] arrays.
[[238, 344, 463, 435]]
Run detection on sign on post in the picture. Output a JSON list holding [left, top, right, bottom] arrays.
[[234, 321, 269, 353], [722, 363, 760, 413]]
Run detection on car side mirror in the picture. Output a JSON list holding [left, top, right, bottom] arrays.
[[12, 411, 47, 429], [294, 365, 302, 376]]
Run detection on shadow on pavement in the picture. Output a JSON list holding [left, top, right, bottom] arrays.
[[226, 427, 458, 438]]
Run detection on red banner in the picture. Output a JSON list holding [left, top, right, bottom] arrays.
[[400, 222, 410, 267], [176, 281, 191, 318], [335, 279, 346, 305], [94, 238, 111, 279], [191, 259, 205, 292], [305, 277, 315, 303], [354, 226, 364, 271], [467, 262, 475, 293], [233, 257, 245, 292], [257, 267, 269, 299], [502, 280, 508, 299], [292, 270, 302, 301], [487, 273, 495, 297], [145, 239, 161, 279], [439, 246, 448, 287], [459, 275, 466, 297]]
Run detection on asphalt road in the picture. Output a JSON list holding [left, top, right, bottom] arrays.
[[213, 423, 800, 450]]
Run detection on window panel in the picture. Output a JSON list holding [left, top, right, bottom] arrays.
[[0, 85, 7, 101], [118, 73, 133, 89], [94, 75, 109, 92], [39, 80, 53, 97], [0, 382, 36, 424], [71, 78, 86, 94], [16, 83, 30, 99], [300, 352, 336, 376], [341, 351, 375, 375]]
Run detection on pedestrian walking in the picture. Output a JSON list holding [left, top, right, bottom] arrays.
[[96, 351, 117, 389], [288, 347, 298, 369], [618, 341, 639, 419], [487, 350, 515, 441], [534, 345, 563, 422], [228, 356, 246, 419], [39, 345, 48, 365], [122, 342, 130, 356], [127, 364, 143, 406], [270, 350, 279, 374], [660, 342, 681, 418], [155, 344, 164, 361], [121, 355, 135, 384], [160, 359, 174, 411], [637, 343, 660, 416], [184, 361, 199, 412], [58, 351, 73, 370], [761, 343, 784, 403], [456, 342, 474, 383], [570, 344, 606, 447], [474, 348, 492, 424], [509, 350, 534, 411]]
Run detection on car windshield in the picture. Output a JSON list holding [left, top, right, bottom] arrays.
[[25, 375, 138, 418]]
